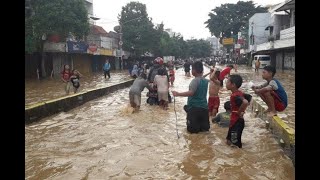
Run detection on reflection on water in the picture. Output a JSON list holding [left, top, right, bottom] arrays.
[[25, 66, 294, 179], [25, 70, 131, 106]]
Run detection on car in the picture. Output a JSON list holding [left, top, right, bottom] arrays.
[[252, 55, 271, 69]]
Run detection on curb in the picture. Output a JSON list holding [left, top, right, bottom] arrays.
[[25, 79, 134, 124], [204, 63, 295, 165], [250, 98, 295, 166]]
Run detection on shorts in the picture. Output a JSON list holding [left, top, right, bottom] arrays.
[[262, 91, 286, 111], [186, 107, 210, 133], [65, 81, 72, 94], [226, 118, 245, 148], [129, 92, 141, 107], [185, 69, 190, 73], [158, 91, 169, 102], [208, 96, 220, 113], [170, 76, 175, 82]]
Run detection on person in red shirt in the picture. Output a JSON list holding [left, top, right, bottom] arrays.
[[225, 74, 249, 148], [219, 65, 234, 87], [61, 64, 73, 95]]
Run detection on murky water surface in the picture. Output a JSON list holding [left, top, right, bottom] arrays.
[[25, 66, 295, 179]]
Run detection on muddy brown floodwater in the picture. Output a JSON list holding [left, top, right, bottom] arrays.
[[25, 66, 295, 179], [25, 70, 132, 107], [215, 64, 295, 130]]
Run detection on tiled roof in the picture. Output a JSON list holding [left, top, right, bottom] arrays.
[[91, 25, 108, 35]]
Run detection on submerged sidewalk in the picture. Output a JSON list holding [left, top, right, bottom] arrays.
[[25, 70, 132, 108]]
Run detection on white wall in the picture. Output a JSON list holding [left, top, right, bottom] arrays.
[[101, 36, 113, 49], [248, 13, 271, 46]]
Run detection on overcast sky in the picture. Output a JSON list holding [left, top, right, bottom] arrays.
[[93, 0, 284, 40]]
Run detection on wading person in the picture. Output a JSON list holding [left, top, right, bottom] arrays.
[[172, 61, 210, 133]]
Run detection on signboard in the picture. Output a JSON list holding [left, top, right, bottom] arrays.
[[237, 39, 244, 44], [114, 49, 122, 57], [222, 38, 234, 45], [67, 41, 88, 53], [43, 42, 66, 52], [100, 48, 114, 56], [234, 44, 241, 49]]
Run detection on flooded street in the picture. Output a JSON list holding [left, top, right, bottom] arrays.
[[221, 65, 295, 130], [25, 66, 295, 179], [25, 70, 131, 107]]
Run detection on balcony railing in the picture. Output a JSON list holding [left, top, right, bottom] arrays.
[[280, 24, 290, 30], [280, 26, 295, 40]]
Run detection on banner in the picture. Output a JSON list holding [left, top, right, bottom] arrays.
[[67, 41, 88, 53]]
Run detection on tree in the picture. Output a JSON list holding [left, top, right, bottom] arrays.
[[187, 39, 211, 58], [25, 0, 90, 76], [119, 2, 156, 57], [205, 1, 267, 38]]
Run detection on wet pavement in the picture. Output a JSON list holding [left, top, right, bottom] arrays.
[[25, 70, 132, 107], [25, 66, 295, 179]]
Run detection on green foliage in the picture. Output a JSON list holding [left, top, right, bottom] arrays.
[[119, 2, 155, 56], [25, 0, 90, 53], [119, 1, 212, 58], [186, 39, 212, 58], [205, 1, 267, 38]]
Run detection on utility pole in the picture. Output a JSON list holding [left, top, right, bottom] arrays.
[[119, 23, 123, 70], [118, 15, 143, 70]]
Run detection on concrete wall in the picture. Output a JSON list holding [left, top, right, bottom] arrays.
[[280, 26, 295, 40], [72, 54, 92, 74], [87, 34, 101, 47], [101, 36, 113, 49], [249, 13, 271, 45], [275, 50, 295, 70], [52, 53, 72, 77], [284, 52, 295, 70], [25, 53, 41, 78], [276, 52, 283, 70], [271, 14, 290, 39], [250, 97, 295, 166]]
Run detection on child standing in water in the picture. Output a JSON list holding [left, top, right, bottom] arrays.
[[61, 65, 73, 95], [225, 74, 249, 148], [204, 69, 221, 119], [154, 68, 170, 110], [70, 69, 83, 93]]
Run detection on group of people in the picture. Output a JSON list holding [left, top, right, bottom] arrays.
[[62, 57, 288, 149], [61, 64, 83, 95], [129, 57, 176, 112], [60, 59, 112, 95], [172, 61, 287, 148]]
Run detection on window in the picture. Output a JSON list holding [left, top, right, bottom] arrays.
[[259, 57, 270, 61]]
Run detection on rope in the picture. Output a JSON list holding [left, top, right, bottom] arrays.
[[173, 95, 180, 139]]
